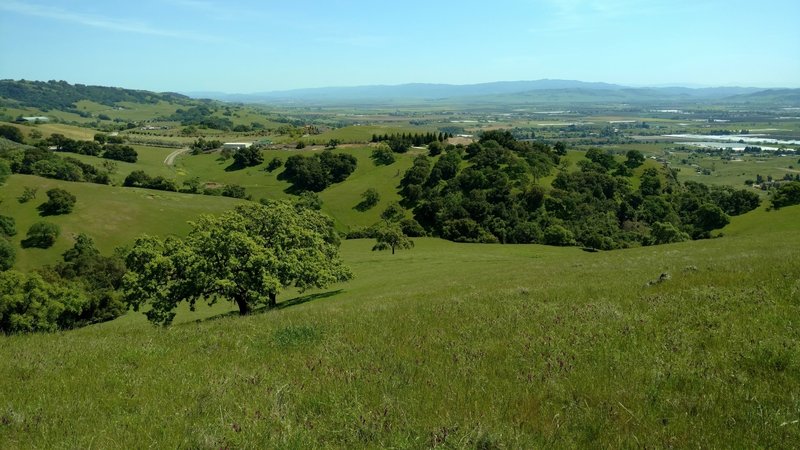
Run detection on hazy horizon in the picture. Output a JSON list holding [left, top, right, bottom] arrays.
[[1, 0, 799, 92]]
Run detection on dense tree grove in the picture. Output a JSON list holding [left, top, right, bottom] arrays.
[[190, 137, 222, 153], [0, 239, 15, 271], [0, 124, 24, 143], [232, 146, 264, 168], [0, 145, 111, 184], [0, 79, 189, 111], [123, 201, 352, 325], [123, 170, 178, 191], [281, 150, 357, 192], [102, 144, 138, 163], [168, 105, 233, 130], [0, 234, 127, 333], [371, 131, 452, 152], [771, 181, 800, 209], [397, 131, 759, 248]]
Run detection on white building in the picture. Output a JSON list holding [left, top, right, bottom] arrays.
[[222, 142, 253, 150]]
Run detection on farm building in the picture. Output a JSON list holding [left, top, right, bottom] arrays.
[[222, 142, 253, 150]]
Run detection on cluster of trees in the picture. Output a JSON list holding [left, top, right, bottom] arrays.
[[771, 181, 800, 209], [232, 146, 263, 168], [124, 171, 248, 199], [1, 234, 126, 333], [370, 144, 395, 165], [38, 188, 76, 216], [0, 124, 24, 143], [2, 146, 111, 184], [123, 201, 352, 325], [394, 130, 759, 248], [370, 132, 453, 153], [281, 150, 357, 192], [0, 79, 190, 111], [190, 137, 222, 153], [123, 170, 178, 191], [371, 132, 452, 146], [167, 105, 233, 130], [44, 133, 138, 163], [0, 213, 15, 271]]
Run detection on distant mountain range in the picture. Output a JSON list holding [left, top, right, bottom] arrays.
[[184, 79, 798, 106], [0, 79, 796, 110]]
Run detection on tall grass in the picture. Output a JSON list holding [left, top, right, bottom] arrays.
[[1, 206, 798, 447]]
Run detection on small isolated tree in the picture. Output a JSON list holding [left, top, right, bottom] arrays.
[[123, 201, 352, 325], [356, 188, 380, 211], [326, 139, 341, 149], [22, 221, 60, 249], [372, 222, 414, 255], [266, 157, 283, 173], [39, 188, 76, 215], [371, 143, 395, 166]]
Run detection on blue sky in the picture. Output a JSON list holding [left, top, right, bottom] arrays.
[[1, 0, 798, 92]]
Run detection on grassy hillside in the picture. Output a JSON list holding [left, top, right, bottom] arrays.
[[0, 175, 243, 270], [0, 205, 798, 447]]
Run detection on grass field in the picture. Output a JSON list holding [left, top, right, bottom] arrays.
[[0, 175, 243, 270], [2, 97, 800, 447], [0, 204, 798, 447], [173, 145, 417, 230]]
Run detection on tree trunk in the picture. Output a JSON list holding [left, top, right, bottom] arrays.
[[235, 296, 251, 315], [268, 291, 277, 308], [391, 245, 395, 255]]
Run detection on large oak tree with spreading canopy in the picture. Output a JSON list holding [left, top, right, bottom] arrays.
[[123, 201, 352, 326]]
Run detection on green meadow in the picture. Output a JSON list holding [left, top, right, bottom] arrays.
[[2, 84, 800, 448], [1, 204, 798, 448], [0, 175, 242, 270]]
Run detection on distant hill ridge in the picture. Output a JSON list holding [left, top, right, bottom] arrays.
[[1, 78, 797, 109], [188, 79, 792, 105], [0, 79, 191, 111]]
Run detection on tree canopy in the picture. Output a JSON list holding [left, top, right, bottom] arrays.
[[123, 201, 352, 325], [372, 223, 414, 255]]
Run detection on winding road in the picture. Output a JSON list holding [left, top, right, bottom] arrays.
[[164, 148, 190, 166]]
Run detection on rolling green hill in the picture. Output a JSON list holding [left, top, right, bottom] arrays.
[[0, 204, 798, 447], [1, 79, 798, 447]]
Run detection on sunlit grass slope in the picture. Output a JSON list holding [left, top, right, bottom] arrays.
[[0, 175, 243, 270], [0, 205, 798, 448]]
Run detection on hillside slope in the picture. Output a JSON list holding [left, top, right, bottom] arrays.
[[1, 205, 798, 447]]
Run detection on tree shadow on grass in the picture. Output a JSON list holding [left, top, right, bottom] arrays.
[[353, 200, 376, 212], [189, 289, 344, 324]]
